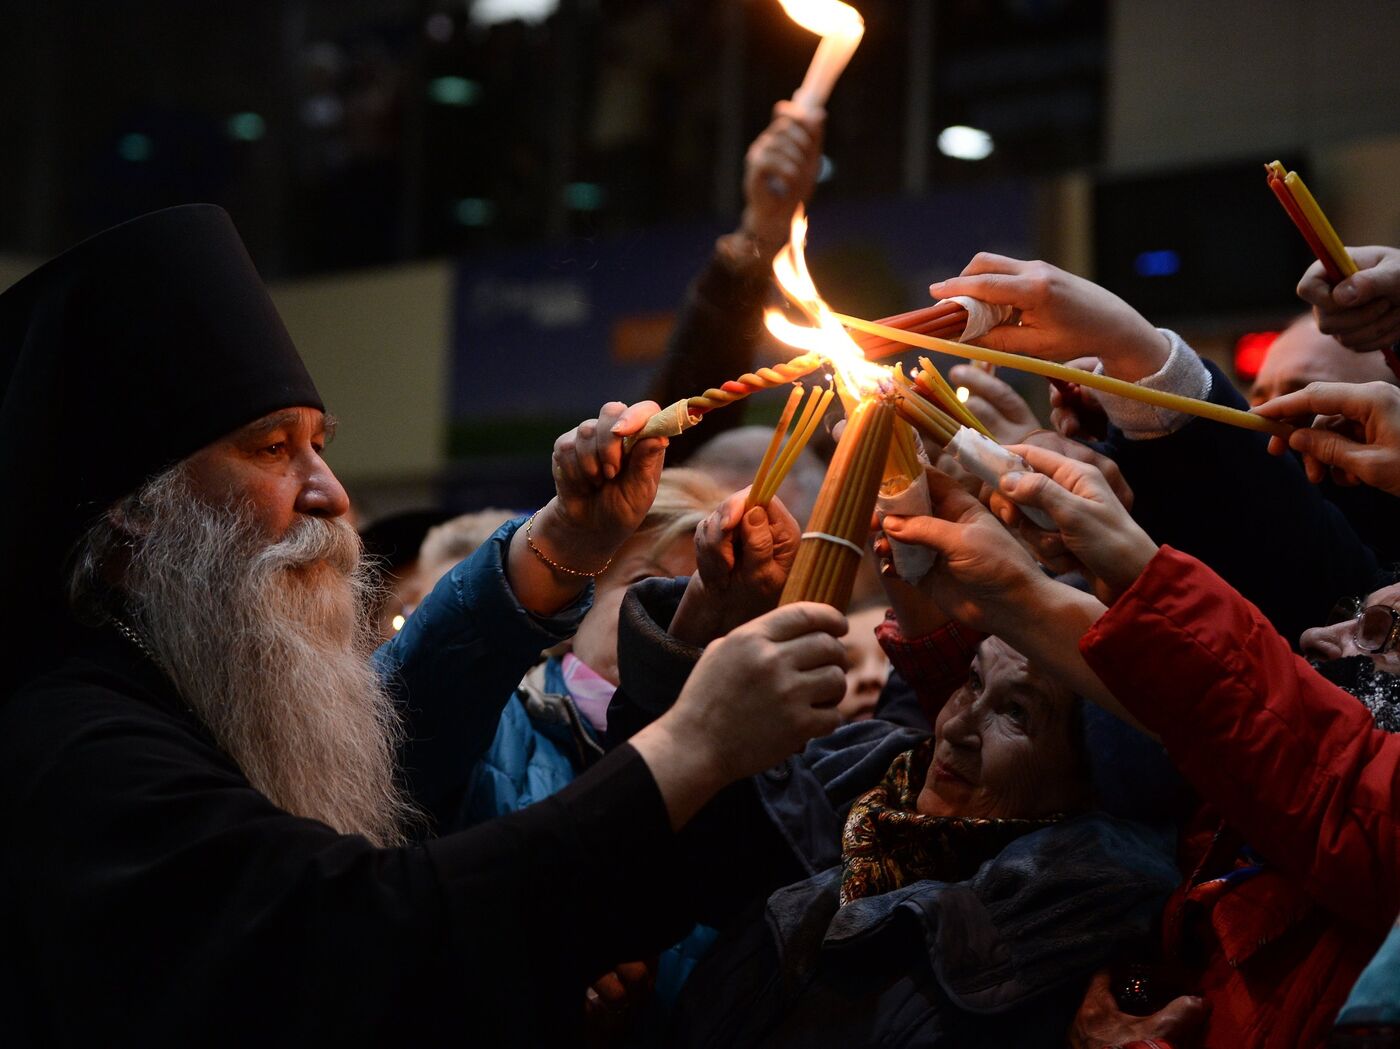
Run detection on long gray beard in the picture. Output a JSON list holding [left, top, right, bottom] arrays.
[[121, 469, 414, 846]]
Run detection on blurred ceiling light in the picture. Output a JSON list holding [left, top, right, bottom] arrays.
[[937, 125, 994, 161], [226, 112, 266, 142], [470, 0, 559, 27], [428, 76, 481, 106], [565, 182, 605, 211], [454, 198, 496, 227], [425, 13, 455, 42], [118, 133, 152, 162]]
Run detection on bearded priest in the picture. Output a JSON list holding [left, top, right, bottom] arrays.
[[0, 206, 850, 1045]]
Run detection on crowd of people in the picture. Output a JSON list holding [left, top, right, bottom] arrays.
[[2, 100, 1400, 1049]]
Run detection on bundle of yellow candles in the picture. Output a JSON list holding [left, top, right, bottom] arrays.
[[747, 384, 835, 508], [911, 357, 992, 438], [834, 313, 1291, 437], [887, 364, 962, 448], [882, 416, 922, 491], [779, 395, 894, 609]]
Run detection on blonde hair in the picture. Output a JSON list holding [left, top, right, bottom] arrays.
[[417, 508, 516, 570], [625, 467, 727, 571]]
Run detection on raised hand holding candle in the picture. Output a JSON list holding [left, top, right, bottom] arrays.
[[777, 0, 865, 113], [1264, 160, 1400, 379]]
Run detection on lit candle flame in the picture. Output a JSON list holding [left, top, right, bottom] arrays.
[[777, 0, 864, 112], [765, 207, 888, 402], [778, 0, 864, 40]]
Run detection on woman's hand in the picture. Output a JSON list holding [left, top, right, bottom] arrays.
[[1254, 380, 1400, 495], [929, 255, 1171, 382], [670, 490, 801, 645], [1015, 429, 1134, 508], [947, 364, 1041, 443], [549, 400, 667, 553], [880, 467, 1050, 637], [1297, 246, 1400, 354], [990, 444, 1158, 604], [508, 400, 667, 615], [871, 511, 949, 639]]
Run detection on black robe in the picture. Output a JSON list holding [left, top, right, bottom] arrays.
[[0, 629, 691, 1046]]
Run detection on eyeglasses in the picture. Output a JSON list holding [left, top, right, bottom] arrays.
[[1354, 604, 1400, 655]]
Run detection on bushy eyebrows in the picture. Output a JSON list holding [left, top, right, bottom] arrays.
[[238, 409, 337, 443], [241, 410, 302, 440]]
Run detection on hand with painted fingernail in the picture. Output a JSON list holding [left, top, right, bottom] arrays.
[[507, 400, 668, 615], [993, 444, 1157, 603], [670, 487, 801, 645]]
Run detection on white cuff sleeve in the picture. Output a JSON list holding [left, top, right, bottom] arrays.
[[1093, 329, 1213, 440]]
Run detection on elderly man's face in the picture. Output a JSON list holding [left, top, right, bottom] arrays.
[[1302, 580, 1400, 676], [1249, 317, 1396, 407], [917, 638, 1088, 820], [183, 407, 349, 539]]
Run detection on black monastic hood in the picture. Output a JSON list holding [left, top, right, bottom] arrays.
[[0, 204, 323, 687]]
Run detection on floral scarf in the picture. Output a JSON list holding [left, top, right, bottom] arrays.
[[839, 739, 1064, 906]]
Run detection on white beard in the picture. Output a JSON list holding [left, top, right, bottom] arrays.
[[120, 468, 414, 847]]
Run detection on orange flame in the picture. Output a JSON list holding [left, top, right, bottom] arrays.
[[777, 0, 864, 39], [765, 207, 888, 403]]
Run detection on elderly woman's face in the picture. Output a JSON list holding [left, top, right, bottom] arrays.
[[1301, 580, 1400, 676], [917, 638, 1088, 820]]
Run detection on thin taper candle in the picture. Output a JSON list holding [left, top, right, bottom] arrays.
[[837, 313, 1290, 437]]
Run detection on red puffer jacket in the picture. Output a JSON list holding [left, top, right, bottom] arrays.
[[1081, 545, 1399, 1049]]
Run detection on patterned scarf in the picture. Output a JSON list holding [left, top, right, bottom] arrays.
[[839, 740, 1064, 906]]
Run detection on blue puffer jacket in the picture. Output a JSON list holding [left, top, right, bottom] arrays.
[[454, 657, 603, 830], [372, 516, 592, 835], [451, 652, 719, 1019]]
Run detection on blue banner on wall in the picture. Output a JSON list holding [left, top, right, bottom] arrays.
[[449, 183, 1032, 461]]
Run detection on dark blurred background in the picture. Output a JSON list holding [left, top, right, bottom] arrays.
[[0, 0, 1111, 272], [3, 0, 1398, 517]]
